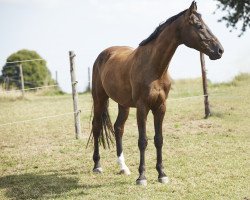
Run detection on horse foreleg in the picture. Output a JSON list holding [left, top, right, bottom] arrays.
[[136, 104, 149, 186], [114, 105, 130, 175], [153, 103, 169, 184]]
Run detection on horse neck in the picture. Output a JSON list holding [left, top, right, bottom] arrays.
[[138, 22, 180, 78]]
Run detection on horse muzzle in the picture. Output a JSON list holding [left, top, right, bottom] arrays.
[[209, 44, 224, 60]]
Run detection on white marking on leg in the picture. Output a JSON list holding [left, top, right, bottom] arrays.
[[117, 152, 131, 175], [93, 167, 103, 173]]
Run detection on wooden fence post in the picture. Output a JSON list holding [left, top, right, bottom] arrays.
[[19, 64, 25, 97], [200, 52, 211, 118], [4, 76, 10, 91], [69, 51, 81, 139]]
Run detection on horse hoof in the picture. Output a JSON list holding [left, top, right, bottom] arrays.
[[93, 167, 103, 173], [119, 168, 131, 175], [158, 176, 169, 184], [136, 179, 147, 186]]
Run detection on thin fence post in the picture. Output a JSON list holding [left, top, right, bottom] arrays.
[[19, 64, 25, 97], [4, 76, 10, 91], [200, 52, 211, 118], [69, 51, 81, 139]]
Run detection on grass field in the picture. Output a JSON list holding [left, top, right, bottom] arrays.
[[0, 74, 249, 200]]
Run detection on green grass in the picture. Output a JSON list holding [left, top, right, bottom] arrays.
[[0, 74, 249, 200]]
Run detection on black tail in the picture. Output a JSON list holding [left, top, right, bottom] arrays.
[[87, 100, 115, 149]]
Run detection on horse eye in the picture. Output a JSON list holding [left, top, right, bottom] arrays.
[[197, 24, 203, 30]]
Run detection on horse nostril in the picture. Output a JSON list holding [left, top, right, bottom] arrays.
[[218, 48, 224, 55]]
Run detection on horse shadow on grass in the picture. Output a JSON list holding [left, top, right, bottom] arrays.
[[0, 172, 101, 199]]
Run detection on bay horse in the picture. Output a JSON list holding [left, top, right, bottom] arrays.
[[89, 1, 224, 185]]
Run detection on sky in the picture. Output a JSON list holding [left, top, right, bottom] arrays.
[[0, 0, 249, 92]]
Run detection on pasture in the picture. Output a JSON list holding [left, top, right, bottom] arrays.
[[0, 74, 249, 200]]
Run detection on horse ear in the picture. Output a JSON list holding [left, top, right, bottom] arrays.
[[188, 1, 197, 14]]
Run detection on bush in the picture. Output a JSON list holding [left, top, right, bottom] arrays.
[[1, 49, 55, 89]]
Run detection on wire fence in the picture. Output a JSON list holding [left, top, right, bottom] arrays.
[[0, 92, 229, 128], [0, 84, 58, 94], [0, 57, 63, 127], [0, 111, 79, 127], [1, 55, 86, 139], [1, 58, 58, 94], [6, 58, 44, 64], [2, 76, 42, 85], [0, 58, 239, 139]]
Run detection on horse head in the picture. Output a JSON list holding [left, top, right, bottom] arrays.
[[179, 1, 224, 60]]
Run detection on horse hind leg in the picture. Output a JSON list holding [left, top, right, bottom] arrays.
[[92, 95, 110, 173], [114, 105, 130, 175], [91, 58, 114, 173], [92, 107, 103, 173]]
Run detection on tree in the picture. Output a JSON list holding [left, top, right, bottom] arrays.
[[1, 49, 55, 89], [215, 0, 250, 36]]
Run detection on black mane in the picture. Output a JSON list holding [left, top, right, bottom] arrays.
[[139, 9, 187, 46]]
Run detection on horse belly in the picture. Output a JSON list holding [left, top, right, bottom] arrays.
[[101, 68, 134, 107]]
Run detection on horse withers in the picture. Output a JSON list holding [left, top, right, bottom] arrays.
[[89, 1, 224, 185]]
